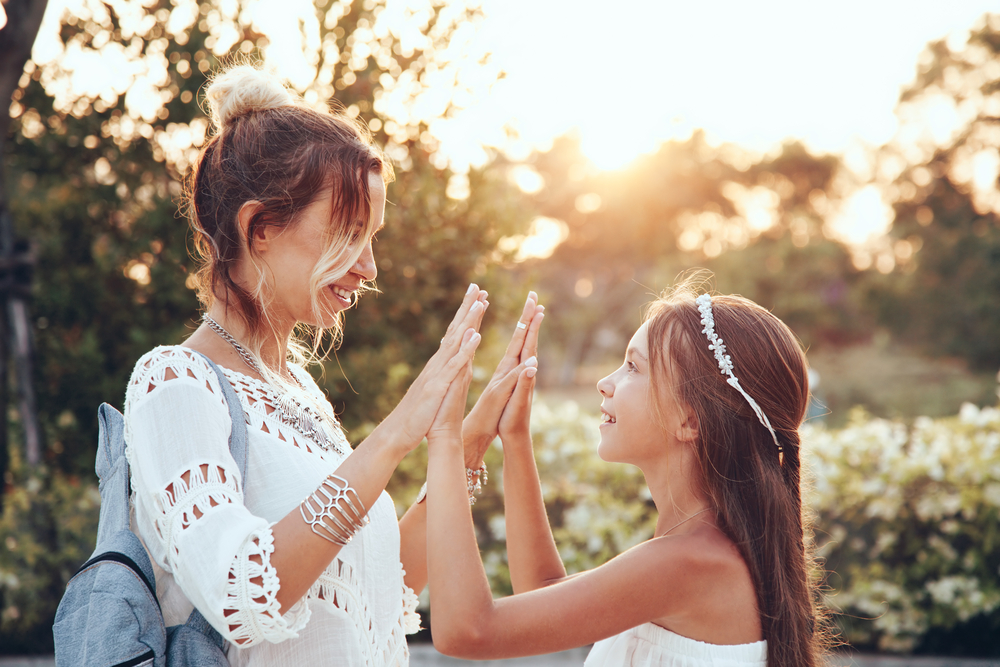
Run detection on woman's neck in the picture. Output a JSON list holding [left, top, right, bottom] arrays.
[[205, 303, 292, 376]]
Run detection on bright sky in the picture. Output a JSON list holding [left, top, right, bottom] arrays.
[[471, 0, 997, 171], [27, 0, 999, 250]]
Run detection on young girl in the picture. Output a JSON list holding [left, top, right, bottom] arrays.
[[424, 283, 827, 666], [122, 64, 541, 666]]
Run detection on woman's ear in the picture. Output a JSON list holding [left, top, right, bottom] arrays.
[[237, 201, 267, 250], [674, 401, 699, 444]]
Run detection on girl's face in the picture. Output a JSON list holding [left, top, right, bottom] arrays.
[[262, 173, 386, 329], [597, 322, 669, 465]]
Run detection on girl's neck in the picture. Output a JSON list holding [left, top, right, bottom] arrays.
[[643, 446, 713, 538]]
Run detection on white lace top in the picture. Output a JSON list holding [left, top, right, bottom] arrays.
[[123, 346, 420, 666], [585, 623, 767, 667]]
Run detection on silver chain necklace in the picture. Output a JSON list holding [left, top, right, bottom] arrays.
[[203, 314, 344, 456], [661, 508, 711, 537]]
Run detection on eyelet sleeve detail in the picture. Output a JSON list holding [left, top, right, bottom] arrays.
[[400, 572, 421, 635], [225, 529, 310, 646], [124, 345, 305, 647]]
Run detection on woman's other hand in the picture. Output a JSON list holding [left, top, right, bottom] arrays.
[[427, 332, 477, 446], [377, 284, 485, 453], [462, 292, 544, 466]]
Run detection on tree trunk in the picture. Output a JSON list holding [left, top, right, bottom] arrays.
[[0, 0, 51, 482]]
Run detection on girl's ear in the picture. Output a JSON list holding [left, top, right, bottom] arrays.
[[674, 400, 699, 444], [237, 201, 267, 250]]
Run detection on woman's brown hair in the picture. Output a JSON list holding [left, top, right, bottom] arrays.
[[644, 281, 829, 667], [183, 64, 393, 366]]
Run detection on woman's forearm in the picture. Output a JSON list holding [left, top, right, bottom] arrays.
[[398, 497, 428, 593], [269, 422, 409, 611], [501, 432, 566, 593]]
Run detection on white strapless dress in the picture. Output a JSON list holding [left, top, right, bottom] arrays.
[[585, 623, 767, 667]]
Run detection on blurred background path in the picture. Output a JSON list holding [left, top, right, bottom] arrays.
[[1, 648, 999, 666]]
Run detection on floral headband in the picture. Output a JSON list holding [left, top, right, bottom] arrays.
[[695, 294, 781, 453]]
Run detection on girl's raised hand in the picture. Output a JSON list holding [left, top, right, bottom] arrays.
[[378, 284, 486, 453], [462, 292, 544, 465], [498, 356, 537, 444]]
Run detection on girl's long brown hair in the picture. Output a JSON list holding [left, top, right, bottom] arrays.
[[645, 282, 829, 667]]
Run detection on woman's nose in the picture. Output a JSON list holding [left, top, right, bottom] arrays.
[[353, 241, 377, 282]]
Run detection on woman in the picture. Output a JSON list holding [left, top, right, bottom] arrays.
[[424, 281, 829, 666], [123, 64, 541, 666]]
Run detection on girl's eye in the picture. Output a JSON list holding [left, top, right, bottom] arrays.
[[626, 361, 638, 374]]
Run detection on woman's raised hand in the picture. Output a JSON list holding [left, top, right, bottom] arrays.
[[462, 292, 544, 466], [379, 284, 486, 453]]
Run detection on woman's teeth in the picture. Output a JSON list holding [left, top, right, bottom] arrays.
[[601, 413, 616, 424], [331, 286, 353, 302]]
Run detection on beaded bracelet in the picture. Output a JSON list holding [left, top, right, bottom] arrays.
[[414, 463, 488, 506], [466, 463, 488, 505], [299, 474, 370, 546]]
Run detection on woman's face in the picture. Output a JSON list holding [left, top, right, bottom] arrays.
[[262, 172, 386, 329], [597, 322, 664, 465]]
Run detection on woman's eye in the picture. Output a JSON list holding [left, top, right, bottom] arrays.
[[626, 361, 638, 373]]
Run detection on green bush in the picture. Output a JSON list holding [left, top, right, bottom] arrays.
[[809, 405, 1000, 653], [3, 399, 999, 655], [0, 456, 100, 653]]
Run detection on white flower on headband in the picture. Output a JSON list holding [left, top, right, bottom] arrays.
[[695, 294, 782, 453]]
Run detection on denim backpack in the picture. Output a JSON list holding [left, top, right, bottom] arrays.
[[53, 354, 248, 667]]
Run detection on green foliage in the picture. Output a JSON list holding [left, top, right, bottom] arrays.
[[6, 0, 533, 477], [2, 394, 999, 655], [0, 456, 100, 652], [871, 15, 1000, 369], [810, 404, 1000, 654]]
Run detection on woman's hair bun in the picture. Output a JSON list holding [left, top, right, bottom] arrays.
[[205, 64, 295, 130]]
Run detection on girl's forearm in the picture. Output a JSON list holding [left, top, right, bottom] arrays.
[[501, 432, 566, 593], [426, 436, 497, 651]]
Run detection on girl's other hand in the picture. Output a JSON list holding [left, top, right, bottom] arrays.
[[498, 357, 537, 444], [379, 284, 485, 453], [462, 292, 544, 465]]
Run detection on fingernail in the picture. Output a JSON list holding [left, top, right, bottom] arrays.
[[480, 291, 489, 300], [467, 283, 478, 295], [526, 367, 537, 378], [525, 356, 537, 367], [471, 301, 484, 312], [471, 332, 482, 346]]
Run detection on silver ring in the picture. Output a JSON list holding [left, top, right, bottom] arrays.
[[516, 322, 527, 330]]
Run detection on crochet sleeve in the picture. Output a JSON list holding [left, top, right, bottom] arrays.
[[124, 347, 309, 647]]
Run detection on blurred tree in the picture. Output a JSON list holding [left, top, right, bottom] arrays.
[[521, 133, 863, 384], [7, 0, 530, 478], [3, 0, 531, 650], [873, 14, 1000, 370], [0, 0, 50, 495]]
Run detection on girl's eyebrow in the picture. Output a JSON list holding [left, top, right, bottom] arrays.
[[626, 347, 648, 362]]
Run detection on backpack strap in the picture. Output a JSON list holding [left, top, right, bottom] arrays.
[[185, 352, 249, 648], [93, 403, 132, 545], [194, 353, 249, 485]]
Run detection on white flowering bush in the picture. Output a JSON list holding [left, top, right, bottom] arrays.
[[470, 398, 1000, 654], [808, 404, 1000, 652]]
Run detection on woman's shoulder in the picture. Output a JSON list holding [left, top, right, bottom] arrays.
[[126, 345, 229, 413]]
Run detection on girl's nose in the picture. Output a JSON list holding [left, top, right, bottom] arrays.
[[597, 373, 614, 398]]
